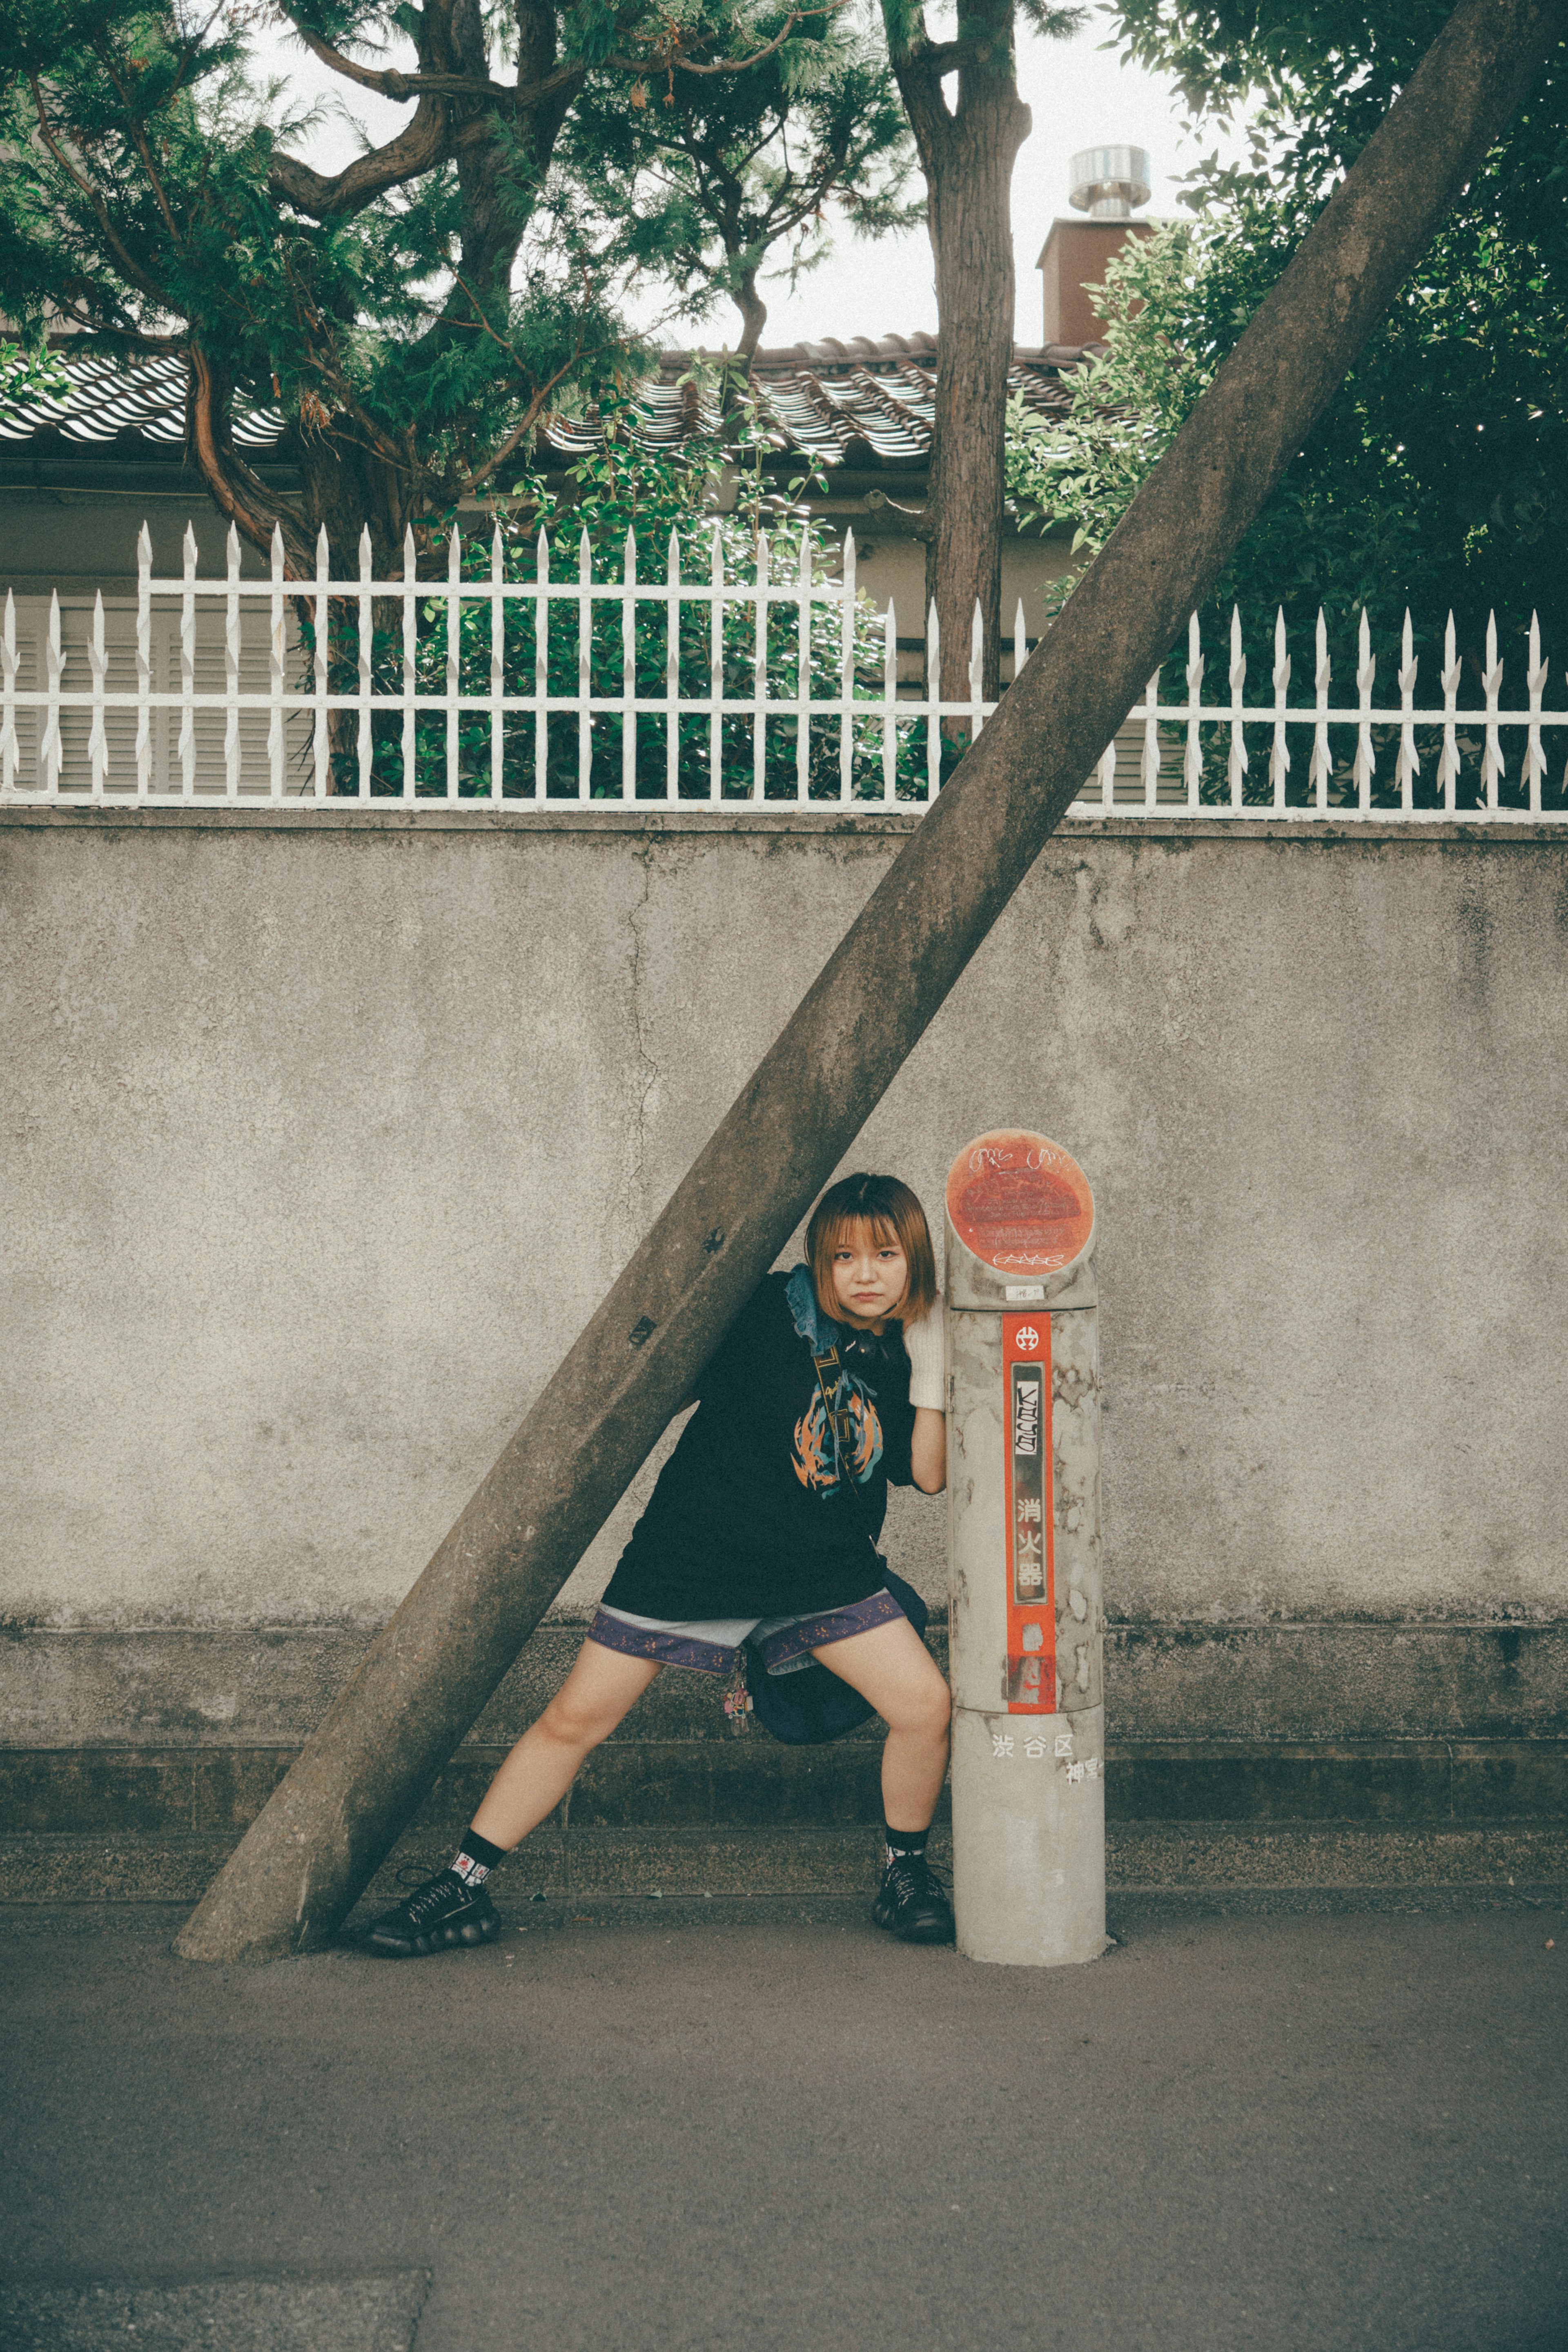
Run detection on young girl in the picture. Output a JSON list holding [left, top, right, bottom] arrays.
[[367, 1172, 954, 1956]]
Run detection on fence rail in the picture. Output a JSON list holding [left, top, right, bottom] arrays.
[[2, 521, 1565, 819]]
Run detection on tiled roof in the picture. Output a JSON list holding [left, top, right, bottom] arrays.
[[0, 348, 286, 450], [0, 334, 1089, 470]]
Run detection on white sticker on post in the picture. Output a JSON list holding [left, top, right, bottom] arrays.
[[1005, 1285, 1046, 1302]]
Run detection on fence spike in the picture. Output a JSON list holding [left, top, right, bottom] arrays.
[[268, 523, 287, 800], [445, 519, 461, 805], [311, 529, 330, 800], [176, 529, 196, 798], [881, 597, 898, 804], [925, 600, 941, 800], [1396, 606, 1420, 807], [40, 589, 62, 794], [1269, 607, 1290, 808], [135, 523, 152, 798], [226, 522, 241, 583], [1309, 609, 1331, 810], [1482, 606, 1504, 807], [0, 590, 17, 792], [839, 530, 857, 804], [490, 524, 505, 805], [88, 591, 108, 796], [1353, 605, 1376, 809], [1227, 604, 1247, 807], [666, 528, 681, 805], [1439, 610, 1461, 810], [1183, 611, 1203, 809], [708, 520, 724, 806]]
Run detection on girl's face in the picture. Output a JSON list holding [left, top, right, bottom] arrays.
[[829, 1220, 909, 1330]]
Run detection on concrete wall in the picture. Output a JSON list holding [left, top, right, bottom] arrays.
[[4, 809, 1566, 1685]]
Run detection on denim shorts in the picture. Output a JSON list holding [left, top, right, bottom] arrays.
[[587, 1588, 904, 1678]]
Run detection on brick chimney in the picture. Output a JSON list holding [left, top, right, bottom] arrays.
[[1037, 145, 1154, 347]]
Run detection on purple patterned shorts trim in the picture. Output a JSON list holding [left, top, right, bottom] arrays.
[[584, 1615, 738, 1676], [586, 1587, 904, 1678], [755, 1588, 904, 1671]]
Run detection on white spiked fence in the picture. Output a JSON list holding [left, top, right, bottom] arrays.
[[2, 519, 1565, 818]]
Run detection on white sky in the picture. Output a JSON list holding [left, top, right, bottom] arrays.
[[250, 4, 1252, 350]]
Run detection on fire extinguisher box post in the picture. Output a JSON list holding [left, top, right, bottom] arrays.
[[944, 1130, 1108, 1967]]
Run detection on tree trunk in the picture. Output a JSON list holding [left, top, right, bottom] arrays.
[[734, 271, 768, 372], [884, 0, 1029, 722]]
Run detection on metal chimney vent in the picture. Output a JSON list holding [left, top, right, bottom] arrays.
[[1068, 145, 1152, 220]]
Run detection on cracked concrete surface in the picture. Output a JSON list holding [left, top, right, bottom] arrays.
[[3, 815, 1567, 1641]]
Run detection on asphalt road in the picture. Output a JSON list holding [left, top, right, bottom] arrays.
[[2, 1892, 1564, 2352]]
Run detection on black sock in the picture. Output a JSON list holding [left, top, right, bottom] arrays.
[[451, 1827, 507, 1886], [884, 1823, 929, 1865]]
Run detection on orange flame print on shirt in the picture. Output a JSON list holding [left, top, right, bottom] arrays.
[[945, 1130, 1094, 1275], [793, 1387, 881, 1493]]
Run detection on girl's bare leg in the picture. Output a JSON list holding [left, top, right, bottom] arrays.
[[468, 1639, 662, 1851], [811, 1616, 951, 1830]]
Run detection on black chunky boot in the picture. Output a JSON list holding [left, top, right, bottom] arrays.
[[872, 1853, 955, 1945], [366, 1869, 499, 1957]]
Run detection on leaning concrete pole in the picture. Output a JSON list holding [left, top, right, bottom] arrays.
[[177, 0, 1567, 1961]]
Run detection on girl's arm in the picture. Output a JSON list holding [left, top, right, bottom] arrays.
[[910, 1405, 946, 1494], [904, 1300, 947, 1494]]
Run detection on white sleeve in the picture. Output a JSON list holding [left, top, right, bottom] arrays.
[[902, 1296, 946, 1413]]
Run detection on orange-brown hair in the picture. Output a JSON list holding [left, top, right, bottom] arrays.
[[806, 1173, 938, 1327]]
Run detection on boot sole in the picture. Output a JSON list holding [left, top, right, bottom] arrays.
[[872, 1904, 955, 1946], [368, 1911, 500, 1958]]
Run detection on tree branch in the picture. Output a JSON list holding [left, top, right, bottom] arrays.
[[96, 39, 186, 251], [268, 92, 452, 217], [28, 78, 176, 308], [604, 4, 843, 78], [286, 20, 583, 109], [186, 347, 314, 573]]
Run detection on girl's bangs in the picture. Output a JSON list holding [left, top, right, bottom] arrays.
[[824, 1212, 901, 1254]]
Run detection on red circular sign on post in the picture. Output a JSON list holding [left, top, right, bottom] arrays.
[[945, 1130, 1094, 1275]]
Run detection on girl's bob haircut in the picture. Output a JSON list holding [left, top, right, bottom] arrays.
[[806, 1173, 938, 1327]]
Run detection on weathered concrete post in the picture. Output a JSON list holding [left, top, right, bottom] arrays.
[[945, 1132, 1105, 1966], [175, 0, 1568, 1962]]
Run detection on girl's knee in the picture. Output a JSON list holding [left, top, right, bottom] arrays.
[[889, 1668, 951, 1742], [537, 1686, 614, 1752]]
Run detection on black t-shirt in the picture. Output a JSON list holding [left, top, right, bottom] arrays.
[[601, 1266, 918, 1620]]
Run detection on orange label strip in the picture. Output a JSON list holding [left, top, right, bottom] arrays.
[[1002, 1312, 1055, 1713]]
